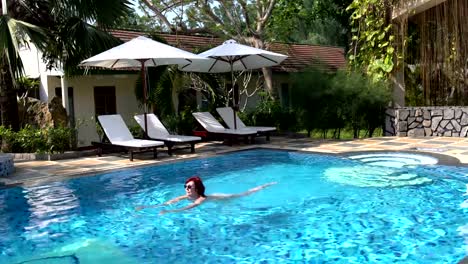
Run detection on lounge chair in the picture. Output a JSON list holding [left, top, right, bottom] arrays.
[[134, 114, 201, 155], [216, 107, 276, 141], [192, 112, 257, 145], [95, 114, 164, 161]]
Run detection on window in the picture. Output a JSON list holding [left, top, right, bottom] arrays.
[[94, 86, 116, 116], [280, 83, 290, 108]]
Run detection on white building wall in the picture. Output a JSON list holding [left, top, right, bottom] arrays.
[[47, 74, 141, 147], [19, 43, 63, 102]]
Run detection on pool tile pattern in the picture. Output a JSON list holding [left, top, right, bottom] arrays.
[[4, 136, 468, 186]]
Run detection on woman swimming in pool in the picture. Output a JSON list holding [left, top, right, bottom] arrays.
[[136, 176, 277, 215]]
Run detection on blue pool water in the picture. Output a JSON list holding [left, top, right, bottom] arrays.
[[0, 149, 467, 263]]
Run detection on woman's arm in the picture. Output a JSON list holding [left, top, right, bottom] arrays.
[[210, 182, 277, 200], [135, 195, 188, 211], [159, 197, 205, 215]]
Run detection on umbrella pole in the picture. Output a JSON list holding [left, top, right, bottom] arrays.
[[231, 61, 237, 129], [140, 60, 149, 139]]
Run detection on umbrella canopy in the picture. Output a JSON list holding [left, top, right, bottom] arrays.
[[81, 36, 205, 69], [179, 39, 288, 129], [180, 39, 287, 73], [80, 36, 208, 136]]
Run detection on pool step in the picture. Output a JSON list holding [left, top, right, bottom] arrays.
[[324, 165, 433, 188]]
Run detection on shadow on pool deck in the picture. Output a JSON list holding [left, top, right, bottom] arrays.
[[3, 136, 468, 187]]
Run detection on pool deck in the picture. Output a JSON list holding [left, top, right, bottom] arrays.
[[4, 136, 468, 187]]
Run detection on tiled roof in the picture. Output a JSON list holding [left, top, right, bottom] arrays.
[[110, 29, 346, 72]]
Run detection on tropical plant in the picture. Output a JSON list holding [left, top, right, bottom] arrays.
[[347, 0, 395, 81], [291, 66, 335, 137], [0, 0, 132, 135], [138, 0, 282, 96], [291, 66, 390, 138]]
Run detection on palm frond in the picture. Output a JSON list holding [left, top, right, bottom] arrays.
[[54, 0, 132, 28], [0, 15, 46, 78], [49, 18, 123, 73]]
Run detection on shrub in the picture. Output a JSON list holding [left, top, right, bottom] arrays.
[[0, 125, 74, 154], [161, 105, 198, 135], [47, 126, 74, 153], [243, 92, 298, 132], [291, 67, 390, 138]]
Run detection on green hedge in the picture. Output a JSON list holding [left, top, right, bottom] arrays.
[[0, 125, 74, 153]]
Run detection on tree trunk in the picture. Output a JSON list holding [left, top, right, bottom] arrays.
[[0, 59, 19, 132], [251, 37, 275, 98]]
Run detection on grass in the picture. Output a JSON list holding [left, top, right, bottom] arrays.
[[303, 127, 384, 140]]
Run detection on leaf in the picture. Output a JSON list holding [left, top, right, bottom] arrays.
[[387, 46, 395, 54], [378, 32, 386, 40]]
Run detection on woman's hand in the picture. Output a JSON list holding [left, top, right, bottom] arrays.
[[249, 182, 277, 193]]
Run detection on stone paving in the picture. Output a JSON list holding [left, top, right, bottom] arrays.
[[4, 136, 468, 187]]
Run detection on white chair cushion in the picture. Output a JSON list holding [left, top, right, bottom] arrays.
[[98, 114, 164, 148], [216, 107, 276, 132]]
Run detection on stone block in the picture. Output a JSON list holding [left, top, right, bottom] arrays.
[[409, 121, 419, 129], [451, 120, 461, 132], [444, 130, 452, 137], [408, 128, 425, 137], [431, 116, 443, 130], [432, 109, 443, 116], [398, 132, 407, 137], [399, 110, 410, 121], [453, 132, 460, 137], [446, 123, 454, 130], [443, 109, 455, 119], [461, 113, 468, 126], [398, 121, 408, 132], [415, 109, 423, 117], [423, 120, 431, 127], [461, 126, 468, 137], [408, 117, 416, 125], [416, 117, 423, 122], [440, 120, 449, 128], [424, 128, 433, 136], [423, 110, 431, 119], [455, 109, 463, 119]]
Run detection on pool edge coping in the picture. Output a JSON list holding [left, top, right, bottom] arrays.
[[1, 146, 465, 189]]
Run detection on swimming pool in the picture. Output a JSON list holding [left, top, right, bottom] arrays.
[[0, 149, 467, 263]]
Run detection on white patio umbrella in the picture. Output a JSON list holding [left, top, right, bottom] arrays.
[[179, 39, 288, 129], [80, 36, 208, 136]]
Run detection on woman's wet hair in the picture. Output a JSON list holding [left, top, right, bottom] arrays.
[[185, 176, 206, 197]]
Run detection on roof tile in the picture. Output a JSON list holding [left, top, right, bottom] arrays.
[[110, 29, 346, 72]]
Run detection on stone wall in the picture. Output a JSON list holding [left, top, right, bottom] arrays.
[[0, 154, 15, 177], [385, 107, 468, 137]]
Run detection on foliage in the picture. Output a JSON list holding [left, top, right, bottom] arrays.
[[0, 125, 74, 153], [161, 105, 198, 136], [47, 126, 74, 153], [242, 91, 298, 132], [291, 66, 338, 137], [0, 0, 132, 134], [347, 0, 395, 81], [291, 67, 390, 138], [268, 0, 352, 47], [16, 76, 39, 98], [138, 0, 282, 95], [404, 64, 424, 106], [119, 9, 162, 31], [129, 124, 144, 139]]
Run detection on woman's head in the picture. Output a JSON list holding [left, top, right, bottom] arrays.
[[185, 176, 206, 197]]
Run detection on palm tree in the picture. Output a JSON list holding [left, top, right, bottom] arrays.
[[0, 0, 132, 131]]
